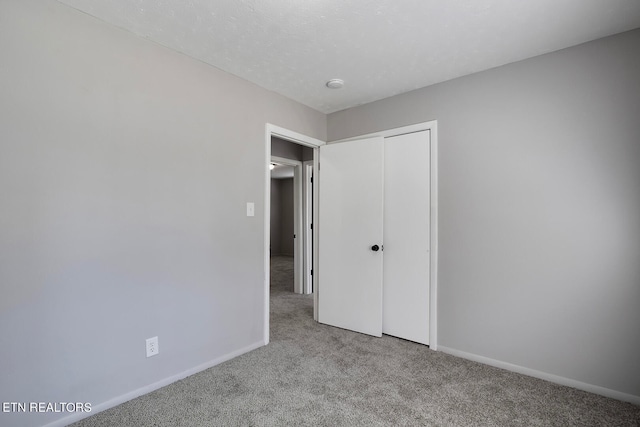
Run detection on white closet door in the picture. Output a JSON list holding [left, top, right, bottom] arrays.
[[317, 137, 384, 337], [383, 131, 431, 345]]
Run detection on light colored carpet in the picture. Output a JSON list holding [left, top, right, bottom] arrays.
[[71, 256, 640, 426]]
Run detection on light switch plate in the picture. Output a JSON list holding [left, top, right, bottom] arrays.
[[246, 202, 255, 217]]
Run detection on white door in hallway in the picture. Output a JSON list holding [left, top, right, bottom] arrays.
[[317, 136, 384, 337]]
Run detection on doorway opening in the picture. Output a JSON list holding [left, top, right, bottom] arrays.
[[264, 125, 324, 345], [270, 156, 301, 295]]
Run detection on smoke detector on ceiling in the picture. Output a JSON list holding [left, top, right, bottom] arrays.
[[326, 79, 344, 89]]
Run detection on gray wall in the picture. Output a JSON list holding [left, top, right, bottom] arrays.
[[279, 179, 295, 256], [0, 2, 325, 427], [272, 136, 314, 161], [272, 136, 303, 160], [269, 178, 294, 256], [329, 29, 640, 398]]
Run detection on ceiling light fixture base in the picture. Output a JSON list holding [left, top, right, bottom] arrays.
[[326, 79, 344, 89]]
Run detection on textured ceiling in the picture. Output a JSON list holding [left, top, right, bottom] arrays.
[[58, 0, 640, 113]]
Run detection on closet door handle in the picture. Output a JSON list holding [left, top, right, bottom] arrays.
[[371, 245, 380, 252]]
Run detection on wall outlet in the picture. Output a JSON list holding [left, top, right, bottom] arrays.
[[146, 336, 159, 358]]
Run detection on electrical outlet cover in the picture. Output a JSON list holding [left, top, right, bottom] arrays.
[[146, 336, 159, 358]]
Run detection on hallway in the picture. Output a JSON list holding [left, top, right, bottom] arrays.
[[270, 255, 314, 341]]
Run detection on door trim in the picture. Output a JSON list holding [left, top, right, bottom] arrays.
[[329, 121, 438, 350], [302, 160, 314, 295], [264, 124, 324, 345]]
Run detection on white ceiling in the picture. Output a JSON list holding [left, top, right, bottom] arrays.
[[59, 0, 640, 114]]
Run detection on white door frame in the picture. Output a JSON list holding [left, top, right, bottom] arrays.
[[302, 161, 314, 295], [329, 120, 439, 350], [264, 124, 324, 345]]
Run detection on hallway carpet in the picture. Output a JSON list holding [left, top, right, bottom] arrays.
[[71, 256, 639, 426]]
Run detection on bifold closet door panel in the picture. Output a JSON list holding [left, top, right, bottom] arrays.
[[383, 131, 431, 345]]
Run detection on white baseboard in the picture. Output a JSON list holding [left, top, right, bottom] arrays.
[[43, 340, 265, 427], [438, 346, 640, 406]]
